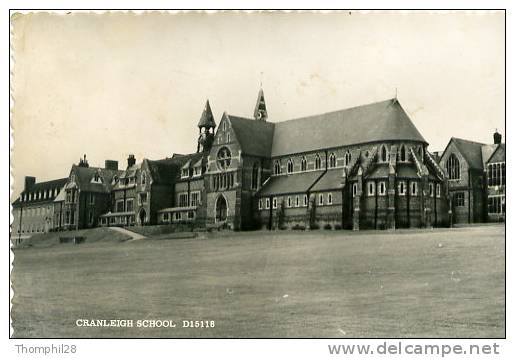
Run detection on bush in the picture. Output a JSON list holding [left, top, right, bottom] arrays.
[[279, 226, 287, 230], [334, 224, 342, 230], [323, 223, 332, 230], [292, 224, 305, 231], [310, 223, 320, 230]]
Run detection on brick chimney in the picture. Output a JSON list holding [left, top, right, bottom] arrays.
[[24, 176, 36, 192], [493, 130, 502, 144], [127, 154, 136, 168], [104, 160, 119, 171]]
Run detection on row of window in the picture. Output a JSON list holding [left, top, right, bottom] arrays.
[[181, 166, 203, 179], [16, 224, 49, 234], [488, 195, 505, 214], [18, 205, 52, 217], [178, 191, 202, 208], [258, 182, 441, 210], [116, 198, 135, 213], [20, 188, 60, 202], [212, 172, 235, 191], [487, 162, 505, 187], [273, 145, 420, 176], [162, 210, 196, 222]]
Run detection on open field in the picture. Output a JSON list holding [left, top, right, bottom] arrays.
[[11, 225, 505, 338]]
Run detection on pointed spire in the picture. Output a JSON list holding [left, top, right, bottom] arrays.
[[254, 88, 268, 121], [198, 100, 216, 128]]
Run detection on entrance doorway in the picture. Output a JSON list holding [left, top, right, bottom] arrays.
[[139, 208, 147, 225], [215, 195, 227, 222]]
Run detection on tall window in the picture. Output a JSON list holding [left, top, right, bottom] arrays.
[[227, 132, 231, 142], [303, 195, 308, 207], [400, 145, 406, 162], [126, 199, 134, 212], [287, 197, 292, 208], [274, 161, 281, 175], [315, 154, 321, 170], [295, 196, 300, 207], [190, 192, 201, 207], [258, 199, 263, 210], [368, 181, 375, 196], [398, 181, 406, 196], [446, 154, 460, 180], [318, 193, 324, 206], [352, 183, 358, 197], [265, 198, 270, 209], [272, 197, 277, 209], [379, 181, 386, 196], [381, 145, 388, 162], [329, 153, 336, 168], [251, 163, 259, 189], [179, 193, 189, 207], [301, 157, 307, 171], [344, 151, 351, 167], [287, 159, 294, 174], [488, 196, 505, 214], [488, 162, 505, 187], [141, 172, 146, 185], [429, 183, 434, 197], [411, 182, 418, 196], [436, 184, 441, 198], [327, 192, 333, 205]]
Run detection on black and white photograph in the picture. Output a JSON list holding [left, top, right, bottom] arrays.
[[9, 9, 505, 344]]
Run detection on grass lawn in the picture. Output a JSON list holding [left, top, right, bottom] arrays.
[[11, 225, 505, 338]]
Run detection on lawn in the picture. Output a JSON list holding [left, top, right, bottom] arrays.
[[11, 225, 505, 338]]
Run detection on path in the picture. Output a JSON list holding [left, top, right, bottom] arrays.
[[108, 226, 147, 241]]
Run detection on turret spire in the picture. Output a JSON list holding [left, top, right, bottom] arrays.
[[254, 88, 268, 121]]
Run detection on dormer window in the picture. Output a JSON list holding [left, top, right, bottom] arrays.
[[193, 166, 202, 177], [287, 159, 294, 174], [181, 168, 190, 179], [112, 175, 118, 185], [92, 172, 103, 184]]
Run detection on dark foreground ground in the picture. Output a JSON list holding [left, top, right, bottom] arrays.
[[11, 225, 505, 338]]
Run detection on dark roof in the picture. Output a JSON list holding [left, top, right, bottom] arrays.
[[70, 165, 123, 193], [396, 164, 419, 178], [271, 99, 427, 156], [148, 152, 206, 184], [310, 169, 344, 192], [228, 115, 275, 157], [198, 100, 216, 128], [450, 137, 486, 170], [482, 143, 505, 166], [12, 177, 68, 207], [366, 164, 391, 179], [258, 171, 322, 196]]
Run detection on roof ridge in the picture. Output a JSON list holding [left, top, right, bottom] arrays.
[[452, 137, 486, 146], [276, 98, 396, 125]]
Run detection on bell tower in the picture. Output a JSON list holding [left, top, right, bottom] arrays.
[[197, 100, 216, 153], [254, 88, 268, 121]]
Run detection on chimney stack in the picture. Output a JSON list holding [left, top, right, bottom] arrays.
[[24, 176, 36, 192], [127, 154, 136, 168], [493, 130, 502, 144], [105, 160, 119, 171]]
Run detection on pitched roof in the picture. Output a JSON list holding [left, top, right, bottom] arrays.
[[482, 143, 505, 166], [450, 137, 486, 170], [70, 165, 123, 193], [147, 152, 206, 184], [12, 177, 68, 206], [254, 88, 268, 120], [228, 115, 275, 157], [271, 99, 427, 156], [310, 169, 343, 192], [198, 100, 216, 128], [258, 171, 323, 196]]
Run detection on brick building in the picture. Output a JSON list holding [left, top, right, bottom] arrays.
[[61, 156, 122, 230], [439, 132, 505, 224], [11, 176, 68, 242]]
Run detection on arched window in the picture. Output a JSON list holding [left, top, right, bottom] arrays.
[[315, 154, 321, 170], [274, 161, 281, 175], [251, 163, 259, 189], [381, 145, 388, 162], [301, 156, 307, 171], [329, 153, 336, 168], [446, 154, 460, 180], [400, 145, 406, 162], [287, 159, 294, 174], [141, 172, 146, 185], [344, 151, 352, 167]]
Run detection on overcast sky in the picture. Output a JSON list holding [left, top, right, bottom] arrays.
[[11, 11, 505, 197]]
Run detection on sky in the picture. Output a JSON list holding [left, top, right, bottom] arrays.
[[10, 11, 505, 197]]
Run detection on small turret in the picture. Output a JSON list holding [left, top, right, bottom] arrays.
[[78, 154, 89, 168], [254, 88, 268, 121], [197, 100, 216, 153]]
